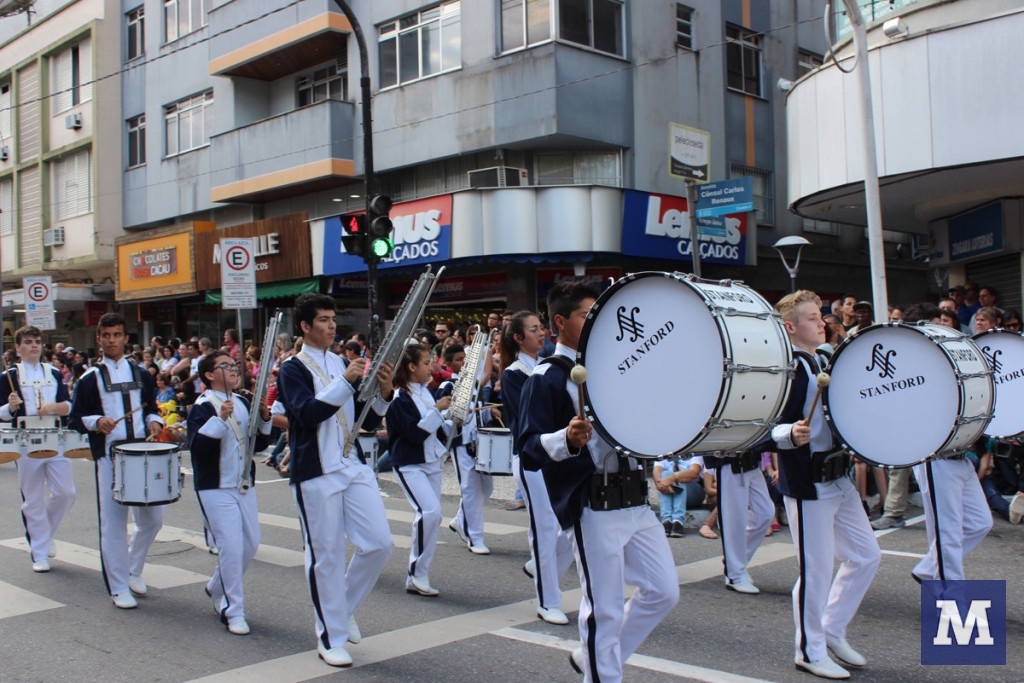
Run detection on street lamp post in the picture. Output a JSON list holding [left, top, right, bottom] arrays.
[[772, 235, 812, 293]]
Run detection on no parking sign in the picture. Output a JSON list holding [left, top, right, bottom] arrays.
[[23, 276, 55, 330], [219, 238, 257, 310]]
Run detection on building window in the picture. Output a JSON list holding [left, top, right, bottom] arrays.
[[0, 177, 12, 236], [51, 42, 93, 114], [127, 114, 146, 168], [298, 57, 348, 107], [559, 0, 623, 56], [798, 49, 823, 77], [726, 24, 761, 96], [676, 4, 694, 50], [165, 91, 213, 156], [379, 1, 461, 89], [802, 218, 840, 236], [500, 0, 551, 52], [165, 0, 207, 43], [127, 7, 145, 61], [730, 164, 773, 226], [52, 149, 92, 221], [536, 151, 621, 186], [0, 83, 11, 141]]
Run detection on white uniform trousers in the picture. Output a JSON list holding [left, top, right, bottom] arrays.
[[94, 456, 165, 596], [912, 458, 992, 581], [292, 464, 393, 651], [784, 476, 880, 663], [718, 465, 773, 584], [451, 445, 493, 546], [395, 461, 443, 581], [17, 455, 76, 562], [513, 455, 574, 609], [196, 487, 261, 622], [572, 505, 679, 683]]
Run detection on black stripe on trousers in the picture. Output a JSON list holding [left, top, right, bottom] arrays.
[[294, 484, 331, 649], [518, 457, 547, 607], [573, 520, 602, 683], [396, 468, 425, 577], [716, 464, 728, 579], [92, 460, 113, 596], [16, 460, 34, 558], [796, 499, 810, 663], [924, 461, 945, 580], [452, 447, 472, 539], [194, 491, 229, 621]]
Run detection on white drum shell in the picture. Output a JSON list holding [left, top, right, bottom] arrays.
[[60, 429, 92, 459], [578, 272, 792, 458], [824, 323, 993, 467], [112, 442, 183, 506], [18, 416, 60, 459], [0, 425, 22, 461], [973, 329, 1024, 438], [475, 428, 514, 475]]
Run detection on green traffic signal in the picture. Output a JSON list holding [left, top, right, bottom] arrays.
[[371, 237, 394, 258]]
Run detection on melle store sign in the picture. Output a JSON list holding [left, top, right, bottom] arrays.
[[130, 246, 177, 279]]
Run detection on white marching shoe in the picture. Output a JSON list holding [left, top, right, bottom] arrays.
[[725, 577, 760, 594], [32, 559, 51, 573], [569, 647, 584, 674], [227, 618, 251, 635], [523, 558, 536, 579], [795, 656, 850, 679], [537, 605, 569, 625], [347, 615, 362, 644], [128, 575, 148, 596], [112, 592, 138, 609], [318, 643, 353, 668], [406, 576, 440, 597], [827, 638, 867, 668]]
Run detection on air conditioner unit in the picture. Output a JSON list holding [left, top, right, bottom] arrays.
[[43, 226, 65, 247], [64, 113, 83, 130], [467, 166, 528, 188], [0, 146, 8, 161]]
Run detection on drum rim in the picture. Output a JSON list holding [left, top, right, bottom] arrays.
[[578, 270, 762, 459], [112, 442, 181, 454], [823, 321, 992, 466], [972, 327, 1024, 438]]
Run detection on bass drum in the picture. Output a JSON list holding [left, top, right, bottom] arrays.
[[577, 272, 792, 458], [972, 329, 1024, 438], [823, 322, 993, 467]]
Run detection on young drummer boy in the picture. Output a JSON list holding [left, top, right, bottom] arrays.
[[187, 351, 271, 635]]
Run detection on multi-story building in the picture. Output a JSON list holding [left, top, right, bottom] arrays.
[[0, 0, 122, 350]]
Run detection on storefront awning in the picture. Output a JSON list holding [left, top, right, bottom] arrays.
[[204, 277, 320, 305]]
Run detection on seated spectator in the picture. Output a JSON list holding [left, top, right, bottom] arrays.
[[699, 469, 720, 539], [654, 454, 703, 538]]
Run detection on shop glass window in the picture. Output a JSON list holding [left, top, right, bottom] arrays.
[[726, 24, 761, 96], [379, 1, 461, 89]]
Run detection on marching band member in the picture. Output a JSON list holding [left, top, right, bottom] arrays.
[[387, 344, 452, 597], [500, 311, 574, 625], [187, 351, 272, 635], [710, 447, 774, 594], [69, 313, 165, 609], [770, 291, 880, 680], [437, 341, 494, 554], [276, 293, 395, 668], [519, 280, 678, 682], [0, 326, 75, 573]]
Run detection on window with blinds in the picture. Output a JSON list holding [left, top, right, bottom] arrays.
[[51, 149, 92, 221], [0, 177, 12, 236], [0, 83, 11, 141], [51, 40, 93, 115]]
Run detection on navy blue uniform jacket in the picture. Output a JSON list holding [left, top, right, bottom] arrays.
[[386, 390, 447, 468], [187, 395, 270, 491], [0, 365, 69, 420], [69, 365, 160, 460], [500, 365, 528, 444], [770, 354, 822, 500]]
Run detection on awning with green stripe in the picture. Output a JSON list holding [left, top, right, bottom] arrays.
[[204, 277, 320, 305]]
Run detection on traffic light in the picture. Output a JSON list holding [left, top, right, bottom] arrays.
[[367, 195, 394, 260], [340, 212, 367, 258]]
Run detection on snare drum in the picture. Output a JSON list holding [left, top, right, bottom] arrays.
[[474, 428, 514, 475], [19, 417, 61, 459], [61, 429, 93, 459], [0, 425, 22, 464], [973, 329, 1024, 438], [578, 272, 792, 458], [823, 322, 993, 467], [111, 441, 183, 506]]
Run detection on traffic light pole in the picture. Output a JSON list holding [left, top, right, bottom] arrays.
[[330, 0, 382, 352]]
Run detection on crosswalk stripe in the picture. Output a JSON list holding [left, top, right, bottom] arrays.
[[0, 538, 209, 589], [494, 627, 778, 683], [158, 525, 305, 568], [0, 579, 63, 619], [881, 549, 926, 559]]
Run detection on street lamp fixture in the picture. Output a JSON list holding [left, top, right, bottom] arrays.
[[772, 235, 812, 293]]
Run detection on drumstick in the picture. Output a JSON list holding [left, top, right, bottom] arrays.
[[469, 402, 501, 413], [801, 373, 831, 426], [112, 403, 146, 426], [570, 365, 588, 420]]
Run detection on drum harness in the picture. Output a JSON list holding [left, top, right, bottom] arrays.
[[98, 362, 143, 449], [540, 355, 648, 511], [792, 349, 850, 483]]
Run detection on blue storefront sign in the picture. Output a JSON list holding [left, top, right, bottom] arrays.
[[948, 202, 1003, 262], [323, 195, 452, 275], [621, 190, 747, 265]]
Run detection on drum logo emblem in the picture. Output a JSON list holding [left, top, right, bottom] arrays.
[[615, 306, 644, 342], [866, 343, 897, 379], [981, 346, 1003, 374]]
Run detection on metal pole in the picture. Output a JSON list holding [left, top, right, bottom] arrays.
[[685, 179, 702, 278], [330, 0, 381, 353], [839, 0, 889, 320], [236, 309, 244, 390]]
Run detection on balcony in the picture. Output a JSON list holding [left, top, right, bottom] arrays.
[[208, 0, 350, 80], [209, 99, 357, 203]]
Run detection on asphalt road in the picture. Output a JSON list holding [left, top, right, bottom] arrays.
[[0, 457, 1021, 682]]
